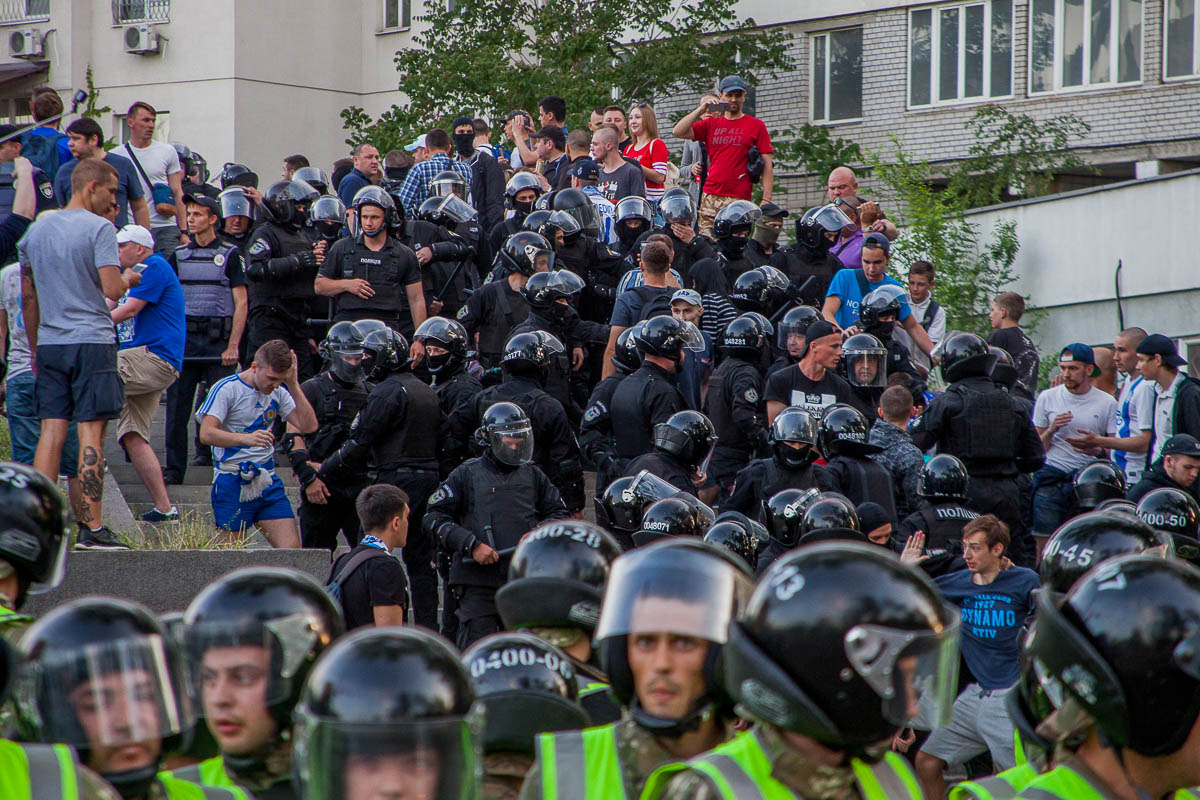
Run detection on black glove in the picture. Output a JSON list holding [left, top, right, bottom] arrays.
[[293, 249, 318, 270]]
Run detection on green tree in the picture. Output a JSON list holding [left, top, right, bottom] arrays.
[[80, 66, 117, 149], [769, 123, 862, 194], [341, 0, 795, 151]]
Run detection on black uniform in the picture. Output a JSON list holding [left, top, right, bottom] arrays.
[[244, 220, 322, 380], [291, 372, 371, 551], [823, 454, 899, 523], [394, 218, 475, 319], [425, 454, 569, 649], [579, 373, 628, 492], [703, 356, 768, 496], [743, 238, 784, 270], [319, 236, 425, 337], [610, 362, 687, 463], [776, 242, 841, 308], [432, 368, 483, 478], [725, 456, 831, 522], [553, 235, 623, 324], [895, 500, 979, 577], [689, 254, 752, 339], [487, 216, 525, 260], [445, 376, 586, 512], [319, 370, 443, 629], [182, 179, 220, 200], [465, 149, 505, 233], [622, 450, 697, 496], [508, 308, 608, 423], [910, 375, 1046, 566], [163, 237, 245, 482], [456, 278, 529, 369]]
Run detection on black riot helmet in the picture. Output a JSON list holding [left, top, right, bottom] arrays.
[[538, 209, 583, 248], [762, 488, 821, 548], [704, 512, 770, 572], [173, 143, 194, 176], [635, 315, 704, 363], [795, 204, 853, 251], [730, 267, 786, 315], [308, 195, 346, 239], [858, 285, 906, 341], [633, 497, 702, 547], [918, 454, 970, 502], [293, 627, 481, 800], [474, 402, 534, 467], [217, 186, 252, 224], [500, 230, 555, 276], [551, 187, 601, 239], [777, 305, 821, 360], [712, 200, 760, 239], [522, 209, 553, 233], [659, 190, 696, 226], [504, 171, 544, 211], [653, 410, 718, 473], [463, 633, 587, 754], [989, 345, 1019, 390], [16, 598, 195, 796], [352, 318, 388, 339], [534, 190, 554, 211], [522, 269, 585, 310], [0, 462, 72, 608], [218, 162, 258, 189], [594, 470, 678, 538], [718, 313, 769, 359], [769, 407, 820, 469], [500, 330, 563, 383], [673, 492, 716, 537], [800, 493, 865, 544], [614, 196, 653, 245], [262, 179, 319, 229], [939, 331, 996, 383], [496, 520, 622, 634], [595, 539, 755, 737], [429, 169, 468, 201], [723, 543, 961, 754], [291, 166, 331, 196], [841, 333, 887, 390], [1136, 488, 1200, 564], [1038, 511, 1172, 596], [1026, 555, 1200, 756], [361, 328, 410, 379], [817, 403, 880, 458], [414, 316, 470, 375], [611, 321, 644, 374], [318, 321, 366, 384], [1073, 460, 1127, 511], [352, 184, 397, 235], [419, 194, 478, 227]]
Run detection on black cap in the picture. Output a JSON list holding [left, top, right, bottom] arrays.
[[0, 124, 19, 144], [719, 75, 751, 94], [530, 125, 565, 150], [759, 201, 789, 219], [1137, 334, 1186, 368], [804, 320, 840, 344], [452, 115, 473, 129], [568, 158, 600, 182], [1163, 434, 1200, 458], [183, 193, 220, 216]]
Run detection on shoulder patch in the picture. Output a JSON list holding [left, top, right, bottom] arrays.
[[39, 182, 53, 199], [248, 239, 270, 256], [456, 305, 469, 319], [213, 252, 226, 267], [744, 388, 759, 404], [583, 403, 606, 423], [429, 485, 453, 505]]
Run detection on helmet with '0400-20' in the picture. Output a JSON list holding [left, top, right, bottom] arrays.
[[475, 401, 534, 467], [414, 316, 470, 375], [1038, 510, 1172, 597]]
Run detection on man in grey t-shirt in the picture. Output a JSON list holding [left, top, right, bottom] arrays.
[[19, 158, 140, 549], [591, 125, 645, 202]]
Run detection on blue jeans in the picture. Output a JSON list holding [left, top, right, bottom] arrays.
[[1031, 464, 1075, 536], [6, 372, 79, 476]]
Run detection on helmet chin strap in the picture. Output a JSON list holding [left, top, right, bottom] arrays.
[[100, 763, 159, 800], [630, 694, 717, 739]]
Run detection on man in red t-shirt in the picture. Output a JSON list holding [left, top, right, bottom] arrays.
[[673, 75, 773, 237]]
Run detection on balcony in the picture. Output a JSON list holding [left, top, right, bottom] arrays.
[[112, 0, 168, 25], [0, 0, 50, 24]]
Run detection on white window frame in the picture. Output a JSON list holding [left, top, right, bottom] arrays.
[[0, 0, 50, 25], [378, 0, 411, 33], [907, 0, 1015, 108], [810, 26, 864, 125], [1163, 0, 1200, 80], [110, 0, 169, 25], [1027, 0, 1144, 96]]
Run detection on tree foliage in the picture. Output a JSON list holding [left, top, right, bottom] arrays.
[[770, 123, 862, 191], [341, 0, 795, 152], [81, 66, 118, 149]]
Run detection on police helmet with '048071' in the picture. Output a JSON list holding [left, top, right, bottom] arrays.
[[594, 470, 679, 537]]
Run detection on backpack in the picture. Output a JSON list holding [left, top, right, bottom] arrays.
[[633, 284, 674, 323], [20, 131, 65, 178], [324, 547, 389, 606]]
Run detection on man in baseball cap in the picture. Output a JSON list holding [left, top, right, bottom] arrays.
[[671, 290, 710, 410], [1137, 334, 1200, 464], [1128, 433, 1200, 505]]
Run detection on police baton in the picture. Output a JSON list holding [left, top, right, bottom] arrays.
[[2, 90, 87, 143], [770, 276, 815, 325], [432, 258, 469, 304]]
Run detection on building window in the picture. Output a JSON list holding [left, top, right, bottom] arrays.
[[382, 0, 410, 29], [0, 0, 50, 23], [1029, 0, 1142, 93], [811, 27, 863, 123], [1166, 0, 1200, 77], [112, 0, 170, 23], [908, 1, 1013, 106]]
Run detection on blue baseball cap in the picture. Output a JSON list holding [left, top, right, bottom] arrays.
[[1059, 343, 1101, 378], [862, 231, 890, 255]]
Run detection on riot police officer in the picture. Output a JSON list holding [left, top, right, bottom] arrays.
[[623, 410, 717, 497], [465, 633, 591, 799], [292, 627, 482, 800], [446, 331, 586, 513], [291, 166, 331, 196], [704, 314, 770, 498], [702, 511, 769, 572], [644, 543, 953, 799], [15, 597, 238, 800], [798, 492, 869, 545], [757, 487, 819, 573], [775, 203, 854, 306], [539, 204, 624, 326], [315, 186, 428, 338], [495, 519, 624, 725], [317, 328, 442, 629], [632, 496, 705, 546], [729, 266, 790, 319], [1073, 459, 1127, 511], [426, 402, 570, 649], [593, 470, 679, 551], [217, 162, 258, 191], [1037, 510, 1171, 596], [164, 194, 247, 482], [769, 304, 822, 375], [283, 321, 372, 551], [911, 332, 1046, 566], [217, 186, 256, 251], [458, 231, 552, 368], [841, 332, 890, 415], [521, 539, 754, 800], [488, 171, 545, 255], [244, 179, 324, 380], [417, 192, 488, 314], [1136, 487, 1200, 565], [609, 315, 699, 464], [743, 202, 789, 269], [580, 323, 642, 493], [612, 196, 654, 256], [622, 190, 716, 289], [415, 316, 481, 474], [818, 403, 898, 522], [688, 201, 760, 338], [173, 567, 343, 798], [725, 406, 828, 521], [859, 284, 921, 378], [896, 454, 980, 576]]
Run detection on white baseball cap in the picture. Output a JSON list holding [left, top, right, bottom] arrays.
[[404, 134, 428, 152], [115, 224, 154, 249]]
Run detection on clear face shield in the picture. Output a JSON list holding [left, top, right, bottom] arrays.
[[660, 194, 696, 225], [545, 270, 585, 298], [805, 204, 855, 234], [844, 348, 887, 388], [434, 195, 479, 224], [489, 420, 535, 466], [676, 320, 706, 352]]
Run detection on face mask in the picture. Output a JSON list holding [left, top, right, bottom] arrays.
[[453, 132, 475, 157], [617, 224, 641, 247], [513, 199, 534, 216], [867, 320, 895, 341], [716, 236, 747, 257], [751, 221, 780, 247]]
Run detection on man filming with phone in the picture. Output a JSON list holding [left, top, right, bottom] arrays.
[[672, 76, 773, 237]]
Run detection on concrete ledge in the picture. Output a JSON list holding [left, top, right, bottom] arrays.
[[25, 549, 335, 616]]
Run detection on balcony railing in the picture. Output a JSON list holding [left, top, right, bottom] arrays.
[[0, 0, 50, 24], [112, 0, 169, 24]]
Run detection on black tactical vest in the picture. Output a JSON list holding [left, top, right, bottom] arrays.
[[944, 380, 1021, 463], [304, 374, 370, 462], [450, 459, 541, 587], [371, 372, 441, 469], [336, 239, 405, 318]]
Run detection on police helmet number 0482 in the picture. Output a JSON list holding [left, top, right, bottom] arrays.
[[469, 647, 573, 681]]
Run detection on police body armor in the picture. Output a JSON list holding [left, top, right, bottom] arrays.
[[336, 239, 406, 320], [945, 379, 1022, 466], [450, 460, 541, 587], [761, 458, 816, 501], [611, 371, 661, 459], [919, 502, 979, 553], [370, 372, 441, 471], [177, 241, 238, 319], [304, 373, 370, 463], [478, 283, 530, 368], [706, 358, 758, 455], [247, 223, 319, 309]]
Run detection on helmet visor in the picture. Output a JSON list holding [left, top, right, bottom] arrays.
[[217, 188, 252, 220], [660, 194, 696, 224], [490, 420, 534, 466], [678, 320, 705, 352], [931, 330, 966, 364], [414, 316, 467, 345], [436, 195, 478, 224], [430, 177, 466, 200], [805, 204, 854, 233], [595, 544, 753, 643], [844, 351, 887, 388], [758, 266, 790, 292], [615, 196, 654, 224], [865, 284, 907, 307], [844, 616, 961, 730], [330, 351, 366, 383], [534, 330, 566, 355], [19, 633, 194, 747], [546, 270, 585, 297]]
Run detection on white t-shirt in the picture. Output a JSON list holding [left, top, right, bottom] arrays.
[[113, 140, 180, 227], [0, 263, 30, 379], [1032, 384, 1118, 472], [196, 373, 296, 472], [1152, 372, 1187, 463], [893, 294, 946, 371], [1112, 374, 1155, 482]]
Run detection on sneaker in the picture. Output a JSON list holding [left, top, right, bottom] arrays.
[[75, 525, 130, 550], [140, 506, 180, 523]]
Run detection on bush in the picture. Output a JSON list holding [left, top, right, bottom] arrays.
[[119, 510, 253, 551]]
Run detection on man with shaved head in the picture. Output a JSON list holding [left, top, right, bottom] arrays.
[[826, 165, 898, 241], [591, 124, 645, 202]]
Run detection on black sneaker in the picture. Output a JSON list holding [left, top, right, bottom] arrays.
[[140, 506, 179, 523], [190, 453, 213, 467], [75, 525, 130, 550]]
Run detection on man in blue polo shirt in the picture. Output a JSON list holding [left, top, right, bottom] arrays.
[[821, 232, 936, 360], [111, 224, 185, 523]]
